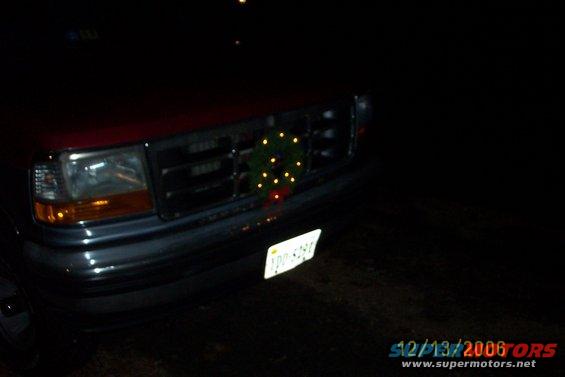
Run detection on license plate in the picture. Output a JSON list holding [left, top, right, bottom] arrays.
[[264, 229, 322, 279]]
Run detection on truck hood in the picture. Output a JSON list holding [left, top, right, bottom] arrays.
[[1, 74, 363, 167]]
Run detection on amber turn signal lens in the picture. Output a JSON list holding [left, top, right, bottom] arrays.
[[34, 190, 153, 225]]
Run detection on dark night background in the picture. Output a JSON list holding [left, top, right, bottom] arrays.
[[1, 1, 563, 376], [373, 4, 562, 225]]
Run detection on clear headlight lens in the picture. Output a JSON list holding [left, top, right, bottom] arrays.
[[61, 149, 148, 200], [33, 146, 153, 225]]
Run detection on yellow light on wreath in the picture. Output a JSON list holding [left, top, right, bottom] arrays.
[[262, 139, 268, 145], [257, 183, 263, 189], [274, 194, 280, 199], [279, 132, 285, 138], [262, 172, 268, 178], [293, 137, 299, 143], [290, 177, 295, 183], [273, 179, 279, 184], [270, 157, 276, 163], [296, 161, 302, 167], [284, 172, 289, 177]]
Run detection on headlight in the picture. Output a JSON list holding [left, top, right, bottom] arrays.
[[33, 146, 153, 225]]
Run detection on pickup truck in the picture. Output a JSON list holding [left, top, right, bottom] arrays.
[[0, 1, 377, 372]]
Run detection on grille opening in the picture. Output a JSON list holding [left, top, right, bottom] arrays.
[[238, 175, 252, 196], [288, 117, 309, 138], [310, 106, 351, 170]]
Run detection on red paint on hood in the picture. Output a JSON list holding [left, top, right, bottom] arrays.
[[2, 80, 359, 167]]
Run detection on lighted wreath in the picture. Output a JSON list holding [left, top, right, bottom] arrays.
[[248, 130, 305, 202]]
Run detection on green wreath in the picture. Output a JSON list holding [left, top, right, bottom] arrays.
[[248, 130, 305, 200]]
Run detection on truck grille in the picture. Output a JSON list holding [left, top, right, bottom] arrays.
[[148, 99, 357, 220]]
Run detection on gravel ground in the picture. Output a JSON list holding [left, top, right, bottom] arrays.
[[1, 189, 563, 376]]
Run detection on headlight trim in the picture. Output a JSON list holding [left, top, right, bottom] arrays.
[[33, 145, 154, 225]]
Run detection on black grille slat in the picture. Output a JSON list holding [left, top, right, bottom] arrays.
[[166, 177, 233, 199], [161, 154, 231, 176], [162, 162, 233, 193], [157, 137, 232, 169], [165, 183, 234, 214], [149, 99, 356, 220]]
